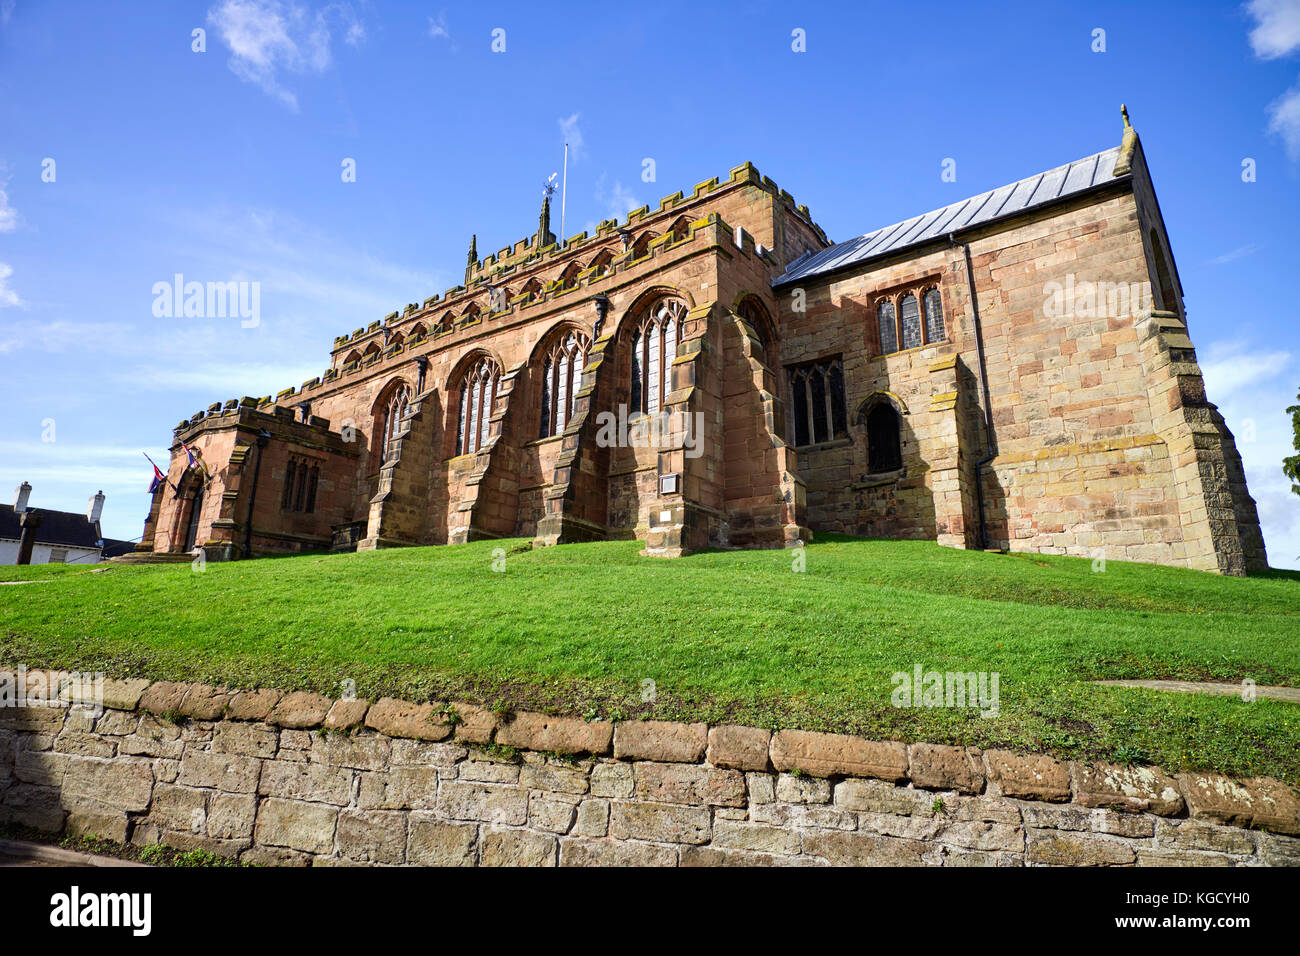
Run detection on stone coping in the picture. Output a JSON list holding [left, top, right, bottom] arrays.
[[12, 668, 1299, 837]]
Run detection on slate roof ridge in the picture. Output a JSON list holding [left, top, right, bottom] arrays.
[[774, 144, 1128, 286]]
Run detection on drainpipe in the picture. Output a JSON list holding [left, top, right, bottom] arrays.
[[243, 430, 271, 559], [947, 233, 997, 551]]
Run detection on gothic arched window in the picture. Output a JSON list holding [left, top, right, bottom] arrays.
[[788, 357, 848, 447], [540, 330, 591, 438], [668, 216, 691, 242], [588, 249, 614, 276], [631, 231, 657, 259], [456, 357, 500, 456], [737, 297, 773, 355], [899, 293, 922, 350], [631, 299, 685, 415], [557, 263, 581, 291], [877, 300, 898, 355], [923, 287, 945, 344], [866, 403, 903, 473], [381, 384, 410, 462]]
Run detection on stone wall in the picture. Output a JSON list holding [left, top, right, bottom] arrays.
[[1, 669, 1296, 867]]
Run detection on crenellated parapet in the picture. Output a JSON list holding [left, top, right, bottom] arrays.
[[297, 209, 776, 404], [172, 398, 356, 458], [324, 161, 828, 369]]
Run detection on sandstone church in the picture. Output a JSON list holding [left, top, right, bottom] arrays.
[[134, 109, 1267, 575]]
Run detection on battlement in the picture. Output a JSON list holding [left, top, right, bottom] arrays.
[[329, 161, 827, 356], [173, 395, 352, 452], [278, 210, 773, 404]]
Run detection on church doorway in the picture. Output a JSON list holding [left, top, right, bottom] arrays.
[[183, 481, 205, 552]]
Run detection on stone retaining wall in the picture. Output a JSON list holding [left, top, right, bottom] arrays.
[[1, 670, 1296, 866]]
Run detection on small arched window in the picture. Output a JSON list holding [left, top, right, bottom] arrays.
[[631, 299, 685, 415], [923, 288, 945, 344], [456, 357, 500, 456], [737, 297, 772, 354], [866, 403, 903, 473], [557, 263, 581, 291], [344, 350, 361, 365], [877, 300, 897, 355], [521, 279, 543, 302], [381, 384, 410, 462], [410, 323, 427, 339], [899, 293, 922, 350], [668, 216, 691, 242], [588, 249, 614, 277], [631, 231, 657, 259], [539, 330, 591, 438], [362, 342, 381, 362]]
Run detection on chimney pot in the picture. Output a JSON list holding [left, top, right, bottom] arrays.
[[88, 489, 105, 524], [13, 481, 31, 513]]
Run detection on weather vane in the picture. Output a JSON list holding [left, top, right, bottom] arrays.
[[543, 172, 558, 198]]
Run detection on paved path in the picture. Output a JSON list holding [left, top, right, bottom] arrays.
[[1095, 679, 1300, 704], [0, 838, 147, 867]]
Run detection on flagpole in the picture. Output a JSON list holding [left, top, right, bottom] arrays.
[[560, 141, 568, 247], [143, 451, 180, 494]]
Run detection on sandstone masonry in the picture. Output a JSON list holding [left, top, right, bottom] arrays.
[[130, 111, 1264, 575], [0, 668, 1295, 867]]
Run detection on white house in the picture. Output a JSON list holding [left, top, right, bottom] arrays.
[[0, 482, 132, 565]]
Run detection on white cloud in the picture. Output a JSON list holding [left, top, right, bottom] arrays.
[[126, 360, 324, 395], [0, 176, 20, 233], [1200, 340, 1292, 399], [0, 262, 21, 308], [427, 12, 449, 40], [1266, 81, 1300, 159], [0, 1, 13, 27], [0, 321, 139, 356], [1246, 1, 1300, 160], [1200, 337, 1300, 568], [594, 174, 640, 223], [558, 113, 585, 161], [1248, 468, 1300, 565], [1247, 0, 1300, 59], [1208, 243, 1260, 264], [206, 0, 363, 110]]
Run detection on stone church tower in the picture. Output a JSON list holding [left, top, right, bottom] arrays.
[[137, 110, 1266, 574]]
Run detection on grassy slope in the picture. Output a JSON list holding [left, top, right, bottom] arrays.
[[1, 535, 1298, 782]]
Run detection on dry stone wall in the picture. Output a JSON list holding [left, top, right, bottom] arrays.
[[1, 670, 1296, 867]]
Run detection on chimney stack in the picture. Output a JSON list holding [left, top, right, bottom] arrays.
[[88, 489, 105, 524], [13, 481, 31, 513]]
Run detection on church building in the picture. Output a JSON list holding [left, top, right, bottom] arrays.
[[135, 110, 1267, 575]]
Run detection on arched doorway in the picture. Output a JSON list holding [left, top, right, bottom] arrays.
[[182, 480, 205, 551]]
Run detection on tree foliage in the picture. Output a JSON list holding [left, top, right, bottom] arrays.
[[1284, 389, 1300, 497]]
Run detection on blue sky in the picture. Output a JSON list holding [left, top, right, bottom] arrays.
[[1, 0, 1298, 566]]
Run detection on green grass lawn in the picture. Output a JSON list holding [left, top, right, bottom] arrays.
[[2, 535, 1298, 783]]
